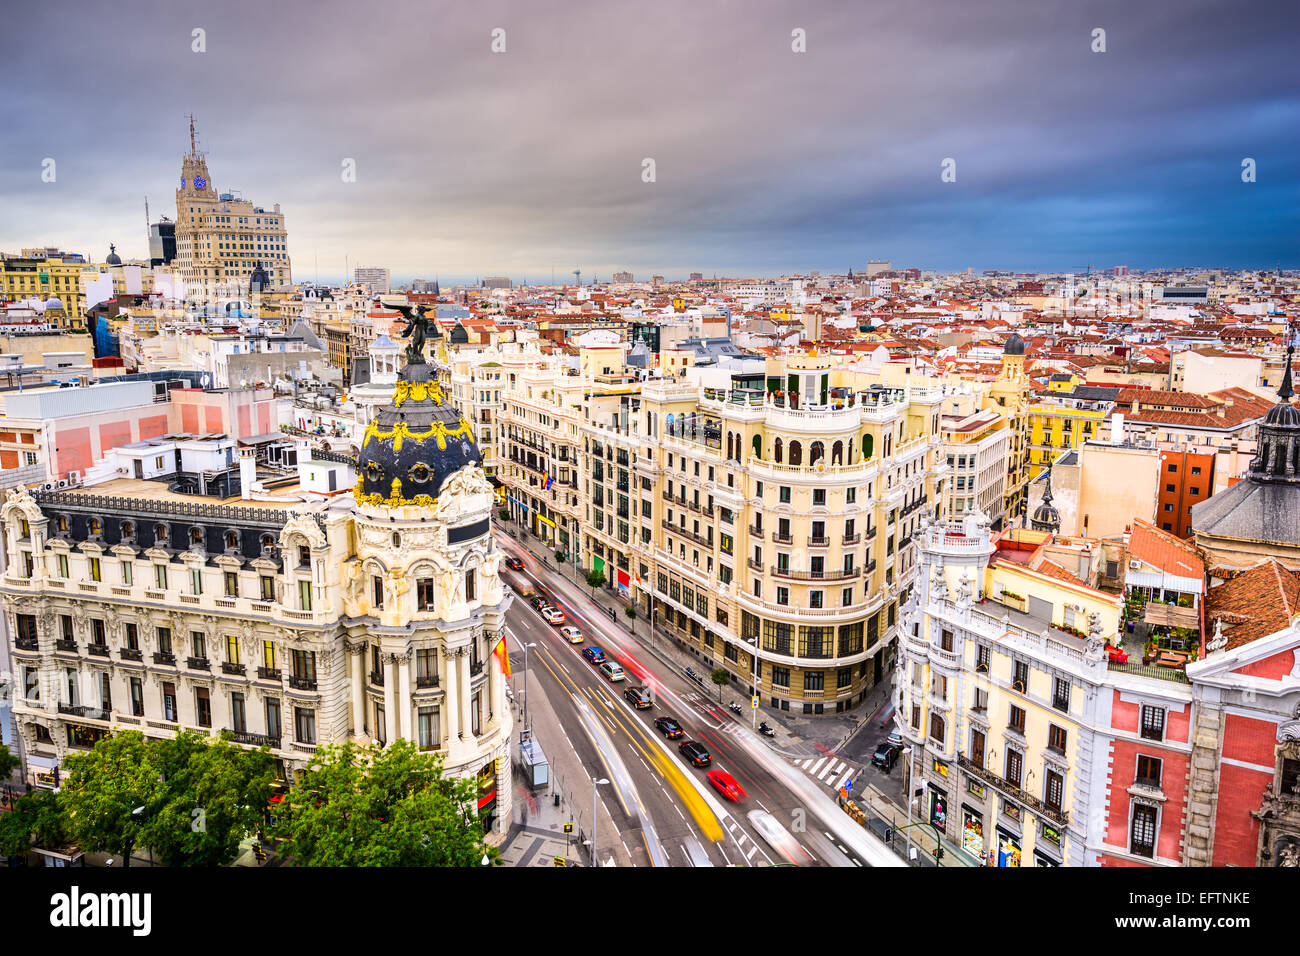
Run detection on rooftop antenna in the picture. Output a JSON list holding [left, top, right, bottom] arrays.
[[572, 268, 581, 287]]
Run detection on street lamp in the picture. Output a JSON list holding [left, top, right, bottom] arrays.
[[522, 642, 538, 736], [591, 777, 610, 867]]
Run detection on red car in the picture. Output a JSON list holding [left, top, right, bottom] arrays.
[[706, 770, 747, 802]]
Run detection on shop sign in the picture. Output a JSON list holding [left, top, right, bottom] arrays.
[[961, 807, 984, 857]]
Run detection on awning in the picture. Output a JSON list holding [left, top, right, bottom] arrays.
[[1143, 603, 1198, 628]]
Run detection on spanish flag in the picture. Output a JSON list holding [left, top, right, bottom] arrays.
[[493, 635, 512, 678]]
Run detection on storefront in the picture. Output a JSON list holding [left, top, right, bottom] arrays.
[[477, 759, 500, 833], [929, 786, 948, 832], [961, 805, 985, 859], [995, 828, 1022, 868]]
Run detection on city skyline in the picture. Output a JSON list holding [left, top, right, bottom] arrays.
[[1, 0, 1297, 281]]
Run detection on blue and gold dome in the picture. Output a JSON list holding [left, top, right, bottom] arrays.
[[355, 363, 480, 507]]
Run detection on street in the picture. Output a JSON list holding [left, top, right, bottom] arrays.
[[497, 531, 901, 867]]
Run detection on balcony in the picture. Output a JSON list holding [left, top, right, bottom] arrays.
[[842, 533, 861, 545], [748, 558, 763, 572], [119, 647, 143, 662], [186, 656, 210, 670], [15, 636, 39, 651], [749, 525, 764, 538], [958, 754, 1068, 827], [770, 566, 861, 582], [58, 703, 112, 722], [154, 651, 177, 666], [290, 675, 319, 691], [369, 670, 385, 687], [771, 532, 794, 545], [416, 675, 440, 689], [221, 662, 246, 677], [227, 730, 281, 748], [55, 639, 78, 653], [257, 666, 282, 681], [807, 536, 830, 547]]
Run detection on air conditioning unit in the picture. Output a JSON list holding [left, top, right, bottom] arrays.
[[1129, 559, 1141, 570], [56, 479, 68, 489], [41, 481, 57, 491], [66, 471, 81, 482]]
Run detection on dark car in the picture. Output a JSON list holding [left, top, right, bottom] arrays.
[[872, 742, 901, 772], [654, 716, 684, 739], [624, 685, 653, 709], [528, 595, 549, 612], [679, 741, 712, 767], [504, 556, 524, 571], [582, 646, 606, 666]]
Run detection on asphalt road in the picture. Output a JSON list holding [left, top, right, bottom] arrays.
[[497, 533, 888, 867]]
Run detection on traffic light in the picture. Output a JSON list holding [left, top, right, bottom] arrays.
[[935, 847, 944, 861], [884, 827, 894, 843]]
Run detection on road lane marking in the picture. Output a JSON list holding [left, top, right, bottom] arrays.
[[809, 757, 827, 776]]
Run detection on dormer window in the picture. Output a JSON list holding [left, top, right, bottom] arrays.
[[190, 527, 204, 548], [57, 516, 69, 534], [121, 521, 135, 543], [225, 530, 239, 551], [260, 533, 275, 554], [88, 518, 102, 537], [155, 524, 169, 544]]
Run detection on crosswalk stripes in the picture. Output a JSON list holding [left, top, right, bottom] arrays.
[[797, 755, 861, 791]]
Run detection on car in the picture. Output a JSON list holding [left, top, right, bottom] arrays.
[[624, 685, 653, 709], [544, 608, 567, 625], [706, 769, 747, 802], [528, 595, 549, 613], [599, 661, 625, 682], [559, 626, 584, 644], [886, 730, 903, 749], [654, 716, 684, 739], [747, 810, 812, 866], [679, 740, 712, 767], [872, 742, 901, 772], [582, 646, 606, 665], [504, 556, 524, 571]]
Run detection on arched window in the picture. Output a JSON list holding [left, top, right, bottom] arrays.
[[752, 434, 762, 460], [88, 517, 102, 536], [832, 440, 844, 465], [121, 521, 135, 543], [788, 441, 803, 466], [155, 524, 169, 544], [862, 433, 874, 460], [225, 530, 239, 551], [774, 438, 783, 464], [809, 442, 825, 466], [260, 533, 275, 554], [57, 515, 68, 534], [189, 527, 204, 548]]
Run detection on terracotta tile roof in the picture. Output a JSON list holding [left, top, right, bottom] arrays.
[[1128, 519, 1204, 578], [1033, 558, 1088, 587], [1206, 559, 1300, 650]]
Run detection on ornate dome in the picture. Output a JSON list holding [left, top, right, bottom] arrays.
[[1248, 344, 1300, 483], [1030, 461, 1061, 534], [105, 243, 121, 266], [1004, 332, 1025, 356], [355, 363, 481, 507], [249, 261, 270, 294], [43, 297, 64, 310]]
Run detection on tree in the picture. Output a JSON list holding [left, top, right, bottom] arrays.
[[710, 668, 730, 703], [585, 569, 606, 597], [270, 739, 495, 867], [143, 731, 277, 867], [0, 743, 19, 781], [555, 550, 565, 564], [60, 731, 163, 867], [497, 507, 510, 521], [0, 789, 67, 860]]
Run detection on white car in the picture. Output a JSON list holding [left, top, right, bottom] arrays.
[[560, 626, 584, 643], [544, 608, 566, 625], [747, 810, 811, 866]]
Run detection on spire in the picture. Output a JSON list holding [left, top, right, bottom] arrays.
[[1280, 331, 1294, 401], [1041, 460, 1054, 504]]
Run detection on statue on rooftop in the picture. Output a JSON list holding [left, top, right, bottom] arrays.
[[394, 303, 430, 365]]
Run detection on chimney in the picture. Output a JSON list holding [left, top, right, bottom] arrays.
[[1111, 412, 1124, 443], [239, 446, 256, 500]]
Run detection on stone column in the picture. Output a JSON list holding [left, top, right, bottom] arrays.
[[383, 652, 398, 745], [459, 648, 472, 737], [397, 652, 412, 741], [443, 646, 459, 742], [350, 644, 365, 736]]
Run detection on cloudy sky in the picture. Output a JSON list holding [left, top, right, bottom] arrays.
[[1, 0, 1296, 283]]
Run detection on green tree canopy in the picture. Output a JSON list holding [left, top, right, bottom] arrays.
[[270, 739, 494, 867], [586, 569, 606, 592], [0, 789, 68, 860], [710, 668, 730, 701], [0, 743, 19, 780], [60, 730, 163, 867], [142, 731, 277, 867]]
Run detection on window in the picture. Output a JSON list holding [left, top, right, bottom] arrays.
[[373, 575, 384, 609], [417, 577, 435, 610], [162, 682, 177, 721], [465, 569, 476, 602], [813, 489, 826, 507], [121, 560, 133, 586], [976, 645, 990, 674], [837, 667, 852, 688], [130, 677, 144, 717], [804, 671, 824, 692], [776, 586, 789, 605], [1009, 705, 1026, 733], [58, 554, 69, 578], [266, 698, 282, 738], [1053, 677, 1070, 712], [1048, 724, 1067, 753], [190, 568, 203, 594], [471, 693, 482, 735], [231, 692, 247, 733], [191, 632, 206, 660], [292, 649, 316, 682], [970, 728, 986, 768], [846, 487, 856, 504], [1131, 804, 1157, 858], [157, 627, 172, 655], [418, 707, 441, 750], [1005, 748, 1023, 787], [1191, 466, 1201, 476], [929, 713, 945, 744], [299, 579, 313, 611], [1012, 660, 1029, 692], [1140, 705, 1165, 741], [1045, 769, 1064, 812], [1136, 755, 1162, 789], [809, 590, 823, 609], [295, 707, 316, 744], [261, 575, 274, 601], [779, 486, 791, 504], [1165, 483, 1175, 493], [940, 628, 954, 652], [1167, 464, 1176, 473], [771, 667, 790, 688], [155, 564, 168, 589], [195, 687, 211, 728], [226, 634, 241, 666], [225, 572, 238, 597], [842, 587, 853, 607]]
